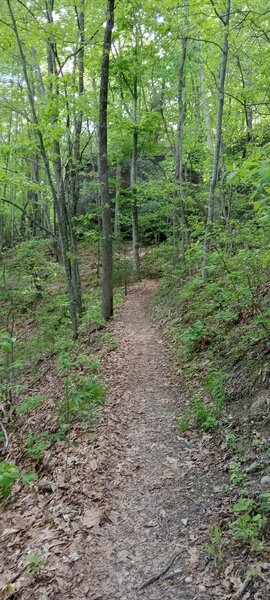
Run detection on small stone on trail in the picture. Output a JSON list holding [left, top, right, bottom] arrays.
[[185, 576, 192, 584], [245, 461, 259, 474], [181, 518, 188, 526], [260, 475, 270, 488]]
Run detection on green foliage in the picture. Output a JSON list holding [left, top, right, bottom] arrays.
[[205, 369, 226, 414], [82, 294, 105, 327], [177, 367, 226, 433], [21, 471, 38, 486], [16, 394, 44, 414], [205, 525, 223, 564], [231, 507, 266, 543], [25, 433, 48, 461], [181, 320, 206, 346], [232, 513, 266, 543], [228, 491, 270, 550], [229, 463, 246, 486], [192, 395, 217, 431], [141, 245, 170, 279], [178, 417, 190, 432], [58, 376, 105, 426], [99, 332, 118, 350], [0, 462, 37, 498], [0, 463, 20, 498], [113, 253, 133, 288], [27, 554, 46, 575]]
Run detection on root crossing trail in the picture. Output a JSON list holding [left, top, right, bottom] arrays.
[[78, 282, 220, 600]]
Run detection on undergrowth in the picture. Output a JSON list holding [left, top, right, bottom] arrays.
[[0, 240, 125, 499], [147, 227, 270, 430], [144, 229, 270, 560]]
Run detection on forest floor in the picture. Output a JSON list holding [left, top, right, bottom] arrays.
[[1, 280, 269, 599]]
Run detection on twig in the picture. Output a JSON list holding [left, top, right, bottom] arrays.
[[234, 576, 252, 599], [0, 420, 9, 453], [138, 552, 181, 593]]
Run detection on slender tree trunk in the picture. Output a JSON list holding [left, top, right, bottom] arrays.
[[28, 153, 42, 237], [0, 108, 13, 251], [198, 47, 213, 152], [68, 0, 85, 217], [98, 0, 115, 320], [7, 0, 82, 338], [175, 36, 188, 259], [237, 57, 253, 153], [114, 161, 121, 236], [131, 77, 140, 281], [202, 0, 231, 280], [45, 1, 82, 330]]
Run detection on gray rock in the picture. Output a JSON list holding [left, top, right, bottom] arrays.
[[260, 475, 270, 488], [245, 461, 259, 474], [249, 390, 270, 416]]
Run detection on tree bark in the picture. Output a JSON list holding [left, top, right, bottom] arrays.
[[202, 0, 231, 280], [175, 36, 189, 259], [114, 160, 121, 236], [68, 0, 85, 217], [7, 0, 82, 338], [98, 0, 115, 320], [198, 46, 213, 152], [130, 77, 140, 281], [237, 57, 253, 153]]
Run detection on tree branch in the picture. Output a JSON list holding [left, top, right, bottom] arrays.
[[210, 0, 226, 25], [0, 197, 56, 240]]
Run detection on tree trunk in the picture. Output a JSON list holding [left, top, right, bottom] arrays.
[[98, 0, 115, 320], [131, 77, 140, 281], [68, 0, 85, 217], [237, 57, 253, 153], [0, 107, 13, 251], [114, 160, 121, 236], [202, 0, 231, 280], [45, 1, 82, 333], [7, 0, 83, 338], [198, 47, 213, 152], [175, 36, 188, 259]]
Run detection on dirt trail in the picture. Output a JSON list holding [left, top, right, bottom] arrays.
[[1, 281, 249, 599], [75, 282, 222, 600]]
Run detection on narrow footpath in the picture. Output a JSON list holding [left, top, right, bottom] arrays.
[[2, 282, 258, 599], [76, 282, 225, 600]]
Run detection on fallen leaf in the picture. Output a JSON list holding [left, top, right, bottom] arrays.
[[187, 546, 199, 567], [89, 459, 98, 471], [166, 456, 178, 466], [81, 507, 102, 529], [100, 542, 114, 558], [1, 528, 20, 537]]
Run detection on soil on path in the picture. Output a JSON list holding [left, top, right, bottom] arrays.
[[75, 282, 225, 600], [2, 281, 263, 599]]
